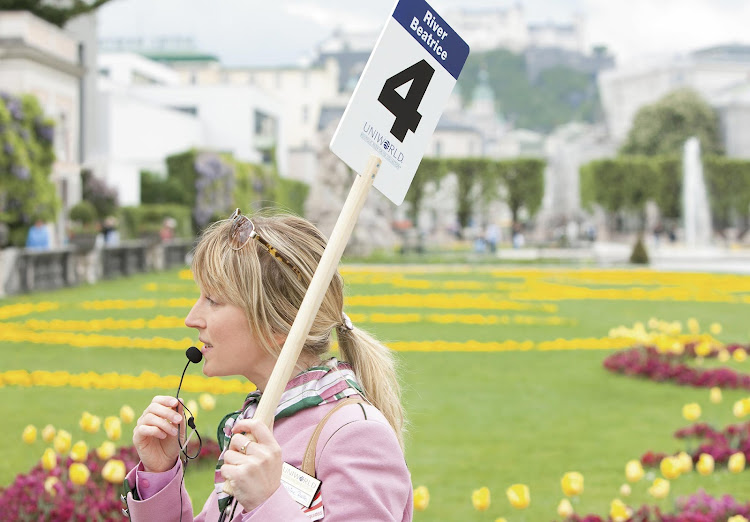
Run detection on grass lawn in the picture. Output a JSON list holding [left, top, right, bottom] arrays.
[[1, 265, 749, 521]]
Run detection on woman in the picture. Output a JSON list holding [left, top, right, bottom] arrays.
[[123, 210, 413, 521]]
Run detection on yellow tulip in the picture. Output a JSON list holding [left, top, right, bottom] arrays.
[[120, 405, 135, 423], [186, 400, 199, 420], [41, 448, 57, 471], [472, 486, 490, 511], [560, 471, 584, 497], [505, 484, 529, 510], [710, 322, 722, 335], [660, 456, 682, 480], [70, 441, 88, 462], [625, 459, 644, 482], [199, 393, 216, 411], [648, 478, 670, 499], [695, 341, 712, 357], [709, 387, 722, 404], [41, 424, 56, 443], [619, 484, 631, 497], [734, 348, 747, 362], [105, 417, 122, 441], [22, 425, 37, 445], [733, 398, 750, 418], [557, 498, 574, 518], [676, 451, 693, 473], [696, 453, 714, 476], [102, 459, 126, 484], [79, 411, 101, 433], [719, 350, 731, 362], [96, 441, 116, 460], [728, 452, 746, 474], [44, 476, 60, 497], [53, 430, 72, 454], [727, 516, 748, 522], [494, 519, 508, 522], [687, 318, 699, 334], [682, 402, 701, 422], [69, 462, 90, 485], [610, 499, 631, 522], [413, 486, 429, 511]]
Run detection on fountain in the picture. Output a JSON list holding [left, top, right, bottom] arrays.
[[682, 137, 712, 248]]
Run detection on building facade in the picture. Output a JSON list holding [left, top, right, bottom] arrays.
[[0, 11, 86, 246]]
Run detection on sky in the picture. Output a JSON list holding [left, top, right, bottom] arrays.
[[97, 0, 750, 67]]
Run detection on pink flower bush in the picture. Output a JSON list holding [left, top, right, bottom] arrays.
[[603, 345, 750, 391], [0, 439, 220, 520], [639, 421, 750, 470], [562, 490, 750, 521]]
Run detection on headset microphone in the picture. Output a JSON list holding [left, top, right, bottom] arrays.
[[175, 346, 203, 522], [186, 345, 203, 364], [175, 346, 203, 451]]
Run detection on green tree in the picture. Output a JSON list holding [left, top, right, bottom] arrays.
[[494, 158, 545, 224], [456, 49, 602, 132], [404, 158, 447, 224], [620, 89, 723, 156], [0, 92, 59, 246], [0, 0, 113, 27]]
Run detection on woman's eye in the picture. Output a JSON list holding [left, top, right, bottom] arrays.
[[205, 296, 216, 305]]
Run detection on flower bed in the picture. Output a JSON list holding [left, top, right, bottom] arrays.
[[0, 439, 220, 520], [603, 345, 750, 391], [565, 489, 750, 521]]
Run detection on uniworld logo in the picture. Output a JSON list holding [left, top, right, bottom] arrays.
[[362, 122, 404, 163]]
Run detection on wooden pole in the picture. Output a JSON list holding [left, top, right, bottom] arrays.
[[223, 154, 382, 495]]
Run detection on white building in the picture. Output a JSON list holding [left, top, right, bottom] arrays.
[[713, 80, 750, 159], [94, 52, 286, 205], [0, 11, 85, 246], [598, 45, 750, 146]]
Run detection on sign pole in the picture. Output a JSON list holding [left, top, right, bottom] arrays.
[[223, 154, 381, 495]]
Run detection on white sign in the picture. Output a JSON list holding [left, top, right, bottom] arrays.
[[329, 0, 470, 205]]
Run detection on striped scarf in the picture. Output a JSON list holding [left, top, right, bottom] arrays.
[[214, 358, 363, 515]]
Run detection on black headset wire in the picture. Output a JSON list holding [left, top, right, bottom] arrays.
[[176, 347, 203, 522]]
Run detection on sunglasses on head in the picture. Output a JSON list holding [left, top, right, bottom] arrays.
[[228, 209, 302, 281]]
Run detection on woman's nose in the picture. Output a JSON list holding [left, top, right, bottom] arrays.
[[184, 301, 204, 329]]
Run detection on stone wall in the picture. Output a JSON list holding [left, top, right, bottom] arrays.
[[0, 239, 194, 297]]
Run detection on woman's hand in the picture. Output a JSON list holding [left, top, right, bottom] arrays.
[[220, 418, 283, 512], [132, 396, 185, 473]]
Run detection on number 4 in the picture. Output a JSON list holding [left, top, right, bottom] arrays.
[[377, 59, 435, 142]]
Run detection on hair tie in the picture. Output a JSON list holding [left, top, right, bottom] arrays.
[[340, 312, 354, 331]]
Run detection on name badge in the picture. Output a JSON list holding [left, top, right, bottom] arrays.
[[280, 462, 322, 509]]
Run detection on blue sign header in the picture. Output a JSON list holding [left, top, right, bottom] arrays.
[[392, 0, 470, 80]]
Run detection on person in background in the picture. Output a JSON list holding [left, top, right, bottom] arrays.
[[25, 219, 50, 250], [123, 209, 413, 521], [160, 217, 177, 242], [485, 222, 500, 254], [102, 216, 120, 246]]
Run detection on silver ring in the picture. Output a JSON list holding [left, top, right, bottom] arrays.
[[240, 440, 251, 455]]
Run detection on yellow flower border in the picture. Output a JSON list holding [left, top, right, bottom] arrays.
[[0, 369, 254, 394]]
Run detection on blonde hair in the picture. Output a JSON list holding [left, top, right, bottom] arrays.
[[191, 211, 406, 448]]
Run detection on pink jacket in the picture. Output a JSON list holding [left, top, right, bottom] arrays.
[[124, 400, 413, 521]]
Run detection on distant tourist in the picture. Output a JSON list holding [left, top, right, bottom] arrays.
[[485, 222, 500, 253], [102, 216, 120, 246], [160, 217, 177, 242], [25, 219, 50, 250], [512, 222, 525, 249]]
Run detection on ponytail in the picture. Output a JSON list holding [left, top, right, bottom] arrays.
[[337, 327, 406, 450]]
